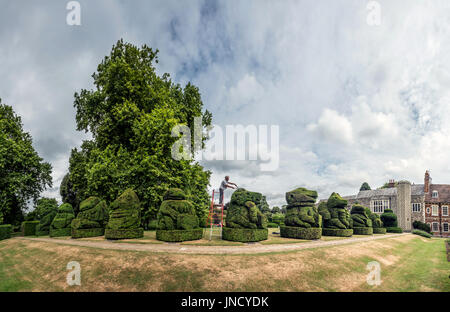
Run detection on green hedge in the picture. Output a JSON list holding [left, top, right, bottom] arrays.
[[0, 225, 12, 240], [222, 227, 268, 242], [49, 228, 72, 237], [386, 227, 403, 233], [412, 220, 431, 233], [36, 229, 50, 236], [156, 228, 203, 242], [353, 227, 373, 235], [412, 229, 432, 238], [280, 226, 321, 240], [22, 221, 39, 236], [267, 222, 279, 228], [105, 228, 144, 240], [373, 227, 387, 234], [322, 228, 353, 237], [71, 227, 105, 239]]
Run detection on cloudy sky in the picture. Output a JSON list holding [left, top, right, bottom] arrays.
[[2, 0, 450, 207]]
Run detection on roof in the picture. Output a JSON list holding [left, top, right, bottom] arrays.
[[356, 188, 397, 198], [425, 184, 450, 203], [411, 184, 424, 196]]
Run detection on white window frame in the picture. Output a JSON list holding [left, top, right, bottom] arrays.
[[431, 205, 439, 216], [412, 203, 421, 213], [432, 190, 438, 198], [371, 199, 389, 213], [443, 223, 449, 232], [442, 206, 449, 216], [432, 222, 439, 232]]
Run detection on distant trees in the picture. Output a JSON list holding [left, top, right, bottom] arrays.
[[359, 182, 371, 191], [0, 100, 52, 225]]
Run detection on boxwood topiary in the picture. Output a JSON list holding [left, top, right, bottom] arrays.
[[156, 188, 203, 242], [36, 204, 58, 236], [22, 221, 39, 236], [413, 220, 431, 233], [281, 187, 322, 240], [322, 228, 353, 237], [50, 203, 75, 237], [386, 227, 403, 233], [380, 209, 398, 227], [350, 204, 372, 235], [319, 193, 353, 237], [71, 196, 109, 238], [353, 227, 374, 235], [373, 227, 387, 234], [105, 189, 144, 240], [222, 227, 268, 242], [0, 225, 12, 240]]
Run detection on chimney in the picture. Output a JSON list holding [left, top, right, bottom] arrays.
[[424, 170, 431, 193], [388, 179, 395, 188]]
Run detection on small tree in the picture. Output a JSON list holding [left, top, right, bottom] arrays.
[[359, 182, 371, 191]]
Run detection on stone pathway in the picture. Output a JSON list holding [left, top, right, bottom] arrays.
[[16, 233, 409, 255]]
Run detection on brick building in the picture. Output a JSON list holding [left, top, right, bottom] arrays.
[[322, 171, 449, 237]]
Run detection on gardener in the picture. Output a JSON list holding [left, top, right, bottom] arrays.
[[219, 176, 237, 204]]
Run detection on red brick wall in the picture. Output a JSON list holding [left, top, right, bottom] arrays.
[[424, 203, 450, 237]]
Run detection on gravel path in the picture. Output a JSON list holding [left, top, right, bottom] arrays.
[[16, 233, 409, 255]]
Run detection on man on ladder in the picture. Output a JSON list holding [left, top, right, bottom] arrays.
[[219, 176, 238, 204]]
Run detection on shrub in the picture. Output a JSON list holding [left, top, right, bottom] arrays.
[[71, 196, 108, 238], [373, 227, 387, 234], [412, 229, 432, 238], [225, 189, 267, 229], [322, 228, 353, 237], [267, 222, 279, 228], [50, 203, 75, 237], [148, 219, 158, 230], [319, 193, 352, 231], [350, 204, 372, 228], [157, 188, 202, 242], [21, 221, 39, 236], [413, 220, 431, 233], [380, 209, 398, 227], [105, 189, 144, 239], [222, 227, 268, 242], [353, 227, 373, 235], [281, 226, 321, 239], [272, 213, 285, 226], [386, 227, 403, 233], [0, 225, 12, 240], [35, 198, 58, 236]]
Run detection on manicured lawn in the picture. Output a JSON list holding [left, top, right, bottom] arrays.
[[0, 234, 448, 291]]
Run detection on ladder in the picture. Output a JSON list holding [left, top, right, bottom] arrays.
[[207, 189, 224, 240]]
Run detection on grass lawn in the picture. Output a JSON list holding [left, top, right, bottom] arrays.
[[0, 234, 448, 291]]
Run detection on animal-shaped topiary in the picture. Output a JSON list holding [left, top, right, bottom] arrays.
[[71, 196, 109, 238], [36, 200, 58, 236], [281, 187, 322, 239], [365, 207, 386, 234], [50, 203, 75, 237], [222, 188, 268, 242], [350, 204, 373, 235], [105, 189, 144, 239], [319, 193, 353, 237], [156, 188, 203, 242]]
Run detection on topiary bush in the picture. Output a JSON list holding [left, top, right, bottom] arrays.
[[0, 225, 12, 240], [50, 203, 75, 237], [350, 204, 373, 235], [267, 222, 279, 228], [281, 187, 322, 240], [319, 193, 353, 237], [35, 198, 58, 236], [105, 189, 144, 239], [380, 209, 402, 233], [71, 196, 108, 238], [21, 221, 39, 236], [272, 213, 285, 226], [386, 227, 403, 233], [413, 220, 431, 234], [156, 188, 203, 242], [223, 188, 268, 242], [412, 229, 432, 238]]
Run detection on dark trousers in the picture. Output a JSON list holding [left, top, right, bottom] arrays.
[[219, 188, 224, 204]]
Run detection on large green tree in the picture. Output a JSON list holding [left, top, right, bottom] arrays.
[[0, 100, 52, 225], [69, 40, 212, 228], [59, 173, 79, 214]]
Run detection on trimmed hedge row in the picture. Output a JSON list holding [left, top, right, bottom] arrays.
[[267, 222, 279, 228], [71, 228, 105, 239], [0, 225, 12, 240], [49, 228, 72, 237], [280, 226, 321, 240], [386, 227, 403, 233], [222, 227, 268, 242], [322, 228, 353, 237], [373, 227, 387, 234], [156, 228, 203, 242], [105, 228, 144, 240], [412, 229, 432, 238], [22, 221, 39, 236], [36, 229, 50, 237], [353, 227, 373, 235]]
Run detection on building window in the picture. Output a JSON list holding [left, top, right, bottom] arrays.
[[443, 206, 449, 216], [372, 200, 389, 213], [412, 203, 421, 212], [432, 205, 439, 216], [443, 223, 449, 232], [432, 222, 439, 232], [432, 190, 438, 198]]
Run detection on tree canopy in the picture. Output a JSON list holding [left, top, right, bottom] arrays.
[[68, 40, 212, 228], [359, 182, 371, 191], [0, 100, 52, 225]]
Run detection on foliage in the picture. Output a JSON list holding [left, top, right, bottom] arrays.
[[68, 40, 212, 229], [380, 209, 398, 228], [373, 227, 387, 234], [71, 196, 108, 238], [322, 228, 353, 237], [271, 206, 281, 214], [60, 173, 79, 214], [35, 198, 58, 236], [412, 229, 432, 238], [271, 213, 285, 226], [350, 204, 372, 228], [353, 227, 374, 235], [21, 221, 39, 236], [280, 225, 322, 240], [267, 222, 279, 228], [156, 228, 203, 242], [50, 203, 75, 237], [413, 220, 431, 234], [284, 188, 321, 228], [225, 188, 267, 229], [0, 101, 52, 226], [222, 227, 268, 242], [319, 193, 352, 230], [359, 182, 371, 191], [0, 225, 12, 240], [386, 227, 403, 233]]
